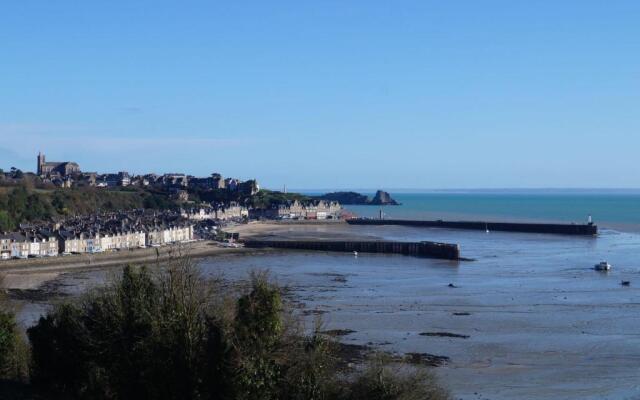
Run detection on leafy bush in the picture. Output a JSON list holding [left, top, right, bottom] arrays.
[[25, 263, 449, 400], [346, 357, 450, 400], [0, 276, 29, 381]]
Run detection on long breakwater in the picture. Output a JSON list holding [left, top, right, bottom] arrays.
[[346, 219, 598, 236], [243, 240, 461, 260]]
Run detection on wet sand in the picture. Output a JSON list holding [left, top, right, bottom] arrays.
[[225, 220, 377, 241]]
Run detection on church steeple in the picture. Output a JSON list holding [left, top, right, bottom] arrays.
[[37, 152, 45, 176]]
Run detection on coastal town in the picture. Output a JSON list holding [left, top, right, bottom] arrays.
[[0, 152, 344, 260]]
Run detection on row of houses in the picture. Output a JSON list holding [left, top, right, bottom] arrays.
[[248, 200, 343, 220], [181, 203, 249, 221], [0, 219, 194, 260], [46, 166, 259, 195], [182, 200, 343, 222], [0, 231, 59, 259]]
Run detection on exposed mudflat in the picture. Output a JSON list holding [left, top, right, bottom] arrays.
[[6, 222, 640, 399]]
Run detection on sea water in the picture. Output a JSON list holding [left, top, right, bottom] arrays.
[[194, 223, 640, 400], [341, 190, 640, 232]]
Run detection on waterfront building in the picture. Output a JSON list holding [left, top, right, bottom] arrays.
[[216, 202, 248, 220], [37, 230, 59, 257], [9, 234, 30, 259], [181, 208, 217, 221], [249, 200, 342, 220], [99, 230, 146, 251], [57, 231, 84, 254], [0, 234, 12, 260], [145, 224, 194, 246]]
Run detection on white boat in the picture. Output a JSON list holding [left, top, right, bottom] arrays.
[[353, 251, 358, 257], [594, 261, 612, 271]]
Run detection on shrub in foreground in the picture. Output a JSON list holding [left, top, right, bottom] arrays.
[[25, 262, 449, 400], [0, 275, 29, 382]]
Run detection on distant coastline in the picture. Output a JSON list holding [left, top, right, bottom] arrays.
[[314, 190, 400, 205], [299, 188, 640, 195]]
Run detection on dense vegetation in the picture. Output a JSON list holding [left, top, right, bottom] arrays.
[[0, 275, 29, 386], [188, 187, 311, 209], [248, 190, 312, 209], [313, 192, 371, 205], [0, 186, 177, 231], [0, 180, 317, 231], [0, 262, 450, 400]]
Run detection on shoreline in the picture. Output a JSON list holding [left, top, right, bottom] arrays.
[[1, 217, 632, 289], [0, 221, 373, 289], [0, 241, 259, 290]]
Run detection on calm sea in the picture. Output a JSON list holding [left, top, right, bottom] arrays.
[[332, 190, 640, 232]]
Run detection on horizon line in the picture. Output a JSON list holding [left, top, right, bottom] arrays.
[[285, 187, 640, 192]]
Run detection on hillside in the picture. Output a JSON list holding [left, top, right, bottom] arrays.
[[0, 186, 176, 231]]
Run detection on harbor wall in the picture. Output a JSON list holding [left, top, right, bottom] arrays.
[[346, 219, 598, 236], [243, 240, 460, 260]]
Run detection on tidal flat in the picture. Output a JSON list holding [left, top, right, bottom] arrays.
[[6, 223, 640, 399]]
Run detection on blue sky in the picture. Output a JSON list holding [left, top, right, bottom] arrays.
[[1, 1, 639, 189]]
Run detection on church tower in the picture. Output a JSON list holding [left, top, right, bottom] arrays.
[[37, 152, 45, 176]]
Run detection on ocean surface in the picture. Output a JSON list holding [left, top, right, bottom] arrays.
[[338, 190, 640, 232]]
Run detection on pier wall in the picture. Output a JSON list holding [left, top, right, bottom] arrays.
[[346, 219, 598, 236], [243, 240, 460, 260]]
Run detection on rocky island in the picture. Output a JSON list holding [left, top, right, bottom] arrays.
[[370, 190, 400, 205], [315, 190, 400, 205]]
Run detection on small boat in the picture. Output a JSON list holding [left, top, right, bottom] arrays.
[[594, 261, 612, 271], [353, 251, 358, 257], [621, 280, 631, 286]]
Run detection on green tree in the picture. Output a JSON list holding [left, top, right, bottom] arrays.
[[0, 211, 12, 232], [28, 263, 218, 400], [28, 303, 95, 398], [25, 263, 450, 400], [0, 276, 29, 382], [233, 273, 284, 400]]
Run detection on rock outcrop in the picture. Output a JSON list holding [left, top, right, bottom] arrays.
[[369, 190, 399, 205], [315, 190, 399, 205]]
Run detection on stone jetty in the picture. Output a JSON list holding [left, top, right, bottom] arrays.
[[242, 239, 461, 260]]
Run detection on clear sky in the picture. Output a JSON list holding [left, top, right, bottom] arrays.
[[1, 1, 639, 189]]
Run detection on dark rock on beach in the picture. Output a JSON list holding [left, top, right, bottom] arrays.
[[402, 352, 450, 367], [322, 329, 357, 336], [420, 331, 470, 339]]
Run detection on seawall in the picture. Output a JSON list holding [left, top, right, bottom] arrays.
[[346, 219, 598, 236], [243, 240, 461, 260]]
